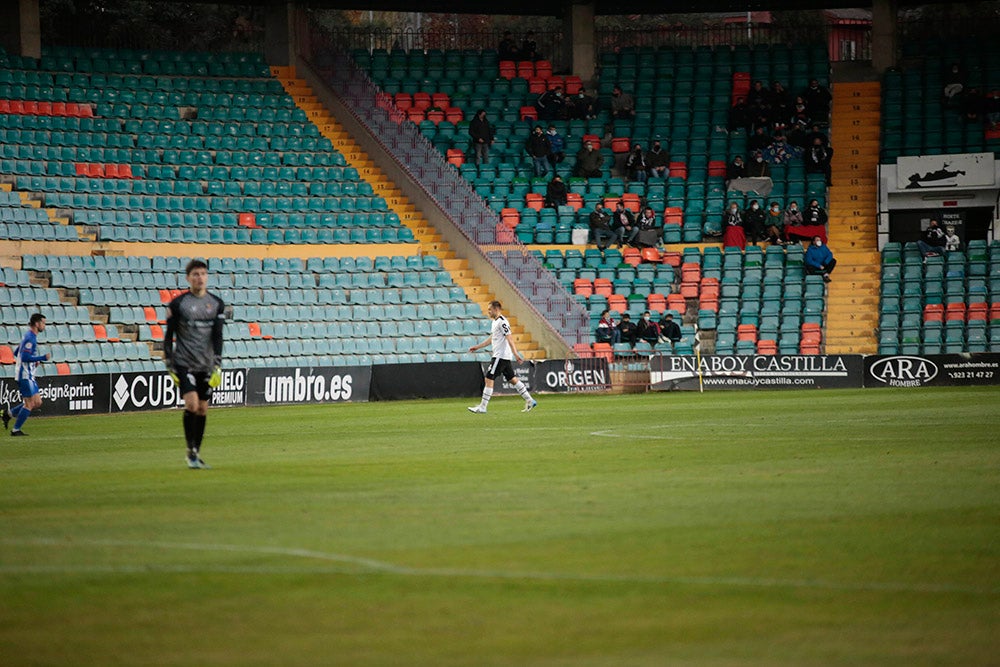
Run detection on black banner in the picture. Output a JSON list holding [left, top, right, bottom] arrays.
[[370, 361, 481, 400], [650, 354, 865, 391], [486, 358, 612, 394], [864, 353, 1000, 388], [245, 365, 370, 405], [0, 373, 111, 416]]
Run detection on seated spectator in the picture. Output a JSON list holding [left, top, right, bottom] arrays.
[[747, 80, 769, 112], [962, 87, 985, 124], [744, 199, 766, 245], [625, 143, 647, 182], [943, 62, 965, 103], [646, 140, 669, 179], [636, 311, 660, 345], [746, 150, 771, 178], [987, 91, 1000, 129], [764, 201, 785, 245], [544, 175, 567, 208], [723, 201, 746, 249], [726, 155, 746, 183], [802, 78, 832, 121], [546, 125, 565, 166], [747, 125, 774, 154], [808, 123, 830, 147], [633, 206, 662, 248], [788, 98, 812, 148], [769, 81, 792, 120], [611, 85, 636, 119], [944, 225, 962, 253], [567, 87, 599, 120], [610, 200, 636, 248], [536, 86, 565, 121], [498, 31, 518, 61], [763, 128, 802, 165], [526, 125, 552, 177], [804, 235, 836, 283], [729, 96, 751, 132], [917, 218, 948, 257], [617, 313, 638, 346], [804, 199, 828, 226], [589, 202, 615, 251], [468, 109, 495, 166], [596, 309, 620, 344], [804, 136, 833, 186], [783, 200, 804, 231], [658, 312, 682, 345], [572, 140, 603, 178]]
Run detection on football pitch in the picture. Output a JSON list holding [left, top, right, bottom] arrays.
[[1, 387, 998, 666]]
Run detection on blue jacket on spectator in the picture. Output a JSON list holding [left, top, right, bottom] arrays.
[[805, 243, 833, 271]]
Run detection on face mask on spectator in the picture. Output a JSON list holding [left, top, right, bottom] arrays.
[[751, 204, 759, 210]]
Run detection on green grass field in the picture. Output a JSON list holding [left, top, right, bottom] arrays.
[[1, 387, 998, 666]]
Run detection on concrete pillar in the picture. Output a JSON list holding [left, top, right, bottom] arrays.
[[871, 0, 898, 73], [265, 1, 297, 68], [564, 1, 596, 84], [0, 0, 41, 59]]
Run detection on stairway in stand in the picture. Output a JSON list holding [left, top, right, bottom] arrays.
[[272, 67, 541, 357], [824, 81, 882, 355]]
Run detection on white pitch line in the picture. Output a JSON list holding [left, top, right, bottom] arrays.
[[0, 537, 994, 595]]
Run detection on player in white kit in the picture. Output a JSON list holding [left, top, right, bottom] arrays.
[[468, 300, 537, 414]]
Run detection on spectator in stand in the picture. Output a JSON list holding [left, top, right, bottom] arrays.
[[589, 202, 615, 251], [987, 91, 1000, 129], [788, 98, 812, 148], [726, 154, 746, 184], [764, 201, 786, 246], [808, 123, 830, 147], [636, 311, 661, 346], [769, 81, 793, 121], [723, 201, 746, 249], [802, 78, 832, 122], [747, 125, 773, 155], [572, 140, 603, 178], [536, 86, 565, 121], [625, 143, 647, 182], [764, 127, 802, 165], [744, 199, 766, 245], [658, 312, 682, 346], [805, 136, 834, 186], [961, 87, 985, 124], [646, 140, 669, 179], [617, 313, 638, 346], [546, 125, 565, 166], [917, 218, 948, 258], [943, 62, 965, 103], [747, 80, 769, 114], [804, 235, 836, 283], [468, 109, 495, 166], [611, 85, 636, 119], [783, 200, 804, 234], [804, 198, 828, 227], [746, 150, 771, 178], [729, 95, 752, 132], [526, 125, 552, 177], [944, 225, 962, 252], [567, 86, 599, 120], [498, 31, 519, 61], [633, 206, 662, 248], [610, 200, 636, 248], [520, 31, 540, 61], [596, 309, 620, 344], [544, 174, 567, 209]]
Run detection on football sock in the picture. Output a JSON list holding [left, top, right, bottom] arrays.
[[13, 408, 30, 432], [10, 405, 23, 419], [515, 382, 533, 402], [183, 410, 197, 450], [194, 414, 207, 450], [479, 387, 493, 408]]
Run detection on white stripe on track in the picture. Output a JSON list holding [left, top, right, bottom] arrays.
[[1, 537, 994, 595]]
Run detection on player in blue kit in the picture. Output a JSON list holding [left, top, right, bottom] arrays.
[[468, 300, 537, 414], [2, 313, 50, 437]]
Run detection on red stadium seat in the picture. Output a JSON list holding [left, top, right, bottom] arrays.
[[0, 346, 15, 364], [498, 61, 516, 79], [413, 92, 432, 109], [393, 93, 413, 110], [431, 93, 450, 108], [528, 77, 547, 94], [56, 362, 71, 375], [93, 324, 107, 340], [573, 343, 594, 359], [519, 106, 537, 121], [446, 148, 465, 166], [534, 60, 553, 79], [573, 278, 594, 297], [611, 137, 631, 153], [564, 76, 583, 95]]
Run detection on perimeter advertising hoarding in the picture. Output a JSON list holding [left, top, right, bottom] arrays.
[[244, 366, 371, 405], [487, 358, 612, 395], [864, 353, 1000, 388], [0, 373, 110, 416], [110, 369, 248, 412], [649, 355, 864, 391]]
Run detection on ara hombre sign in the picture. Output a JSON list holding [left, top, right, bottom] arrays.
[[864, 354, 1000, 388]]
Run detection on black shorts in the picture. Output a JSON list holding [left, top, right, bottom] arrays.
[[485, 357, 516, 382], [176, 367, 213, 401]]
